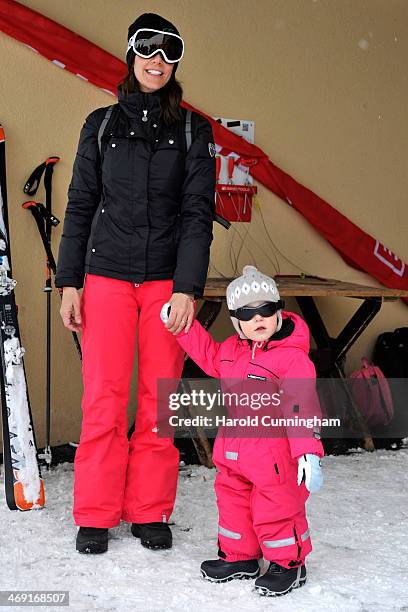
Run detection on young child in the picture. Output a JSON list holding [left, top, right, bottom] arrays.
[[163, 266, 324, 597]]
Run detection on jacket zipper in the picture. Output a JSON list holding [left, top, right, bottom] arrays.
[[142, 93, 148, 122], [144, 106, 151, 279]]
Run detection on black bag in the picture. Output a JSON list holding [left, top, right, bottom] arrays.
[[373, 327, 408, 378], [371, 327, 408, 447]]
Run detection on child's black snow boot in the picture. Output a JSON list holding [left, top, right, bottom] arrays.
[[200, 558, 260, 582], [76, 527, 108, 554], [131, 522, 172, 550], [254, 561, 306, 596]]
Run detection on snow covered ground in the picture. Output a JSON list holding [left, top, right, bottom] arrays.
[[1, 446, 408, 612]]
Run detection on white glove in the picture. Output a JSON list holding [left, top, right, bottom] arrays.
[[297, 454, 323, 493]]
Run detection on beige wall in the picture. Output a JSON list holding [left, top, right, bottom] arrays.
[[0, 0, 407, 448]]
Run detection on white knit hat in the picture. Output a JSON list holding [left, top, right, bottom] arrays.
[[226, 266, 283, 338]]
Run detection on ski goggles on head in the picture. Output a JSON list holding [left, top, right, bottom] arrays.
[[229, 300, 285, 321], [127, 28, 185, 64]]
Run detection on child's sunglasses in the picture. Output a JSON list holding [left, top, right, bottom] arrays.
[[127, 28, 185, 64], [229, 300, 285, 321]]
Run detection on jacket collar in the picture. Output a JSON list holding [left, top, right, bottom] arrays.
[[236, 318, 295, 351], [117, 87, 162, 121]]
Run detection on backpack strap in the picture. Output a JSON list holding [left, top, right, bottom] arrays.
[[184, 109, 230, 229], [185, 109, 192, 153], [214, 211, 231, 229], [98, 105, 115, 156]]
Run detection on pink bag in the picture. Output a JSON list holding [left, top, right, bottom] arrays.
[[350, 357, 394, 427]]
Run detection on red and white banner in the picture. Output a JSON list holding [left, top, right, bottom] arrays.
[[1, 0, 406, 304]]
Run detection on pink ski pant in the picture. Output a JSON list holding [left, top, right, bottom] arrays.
[[213, 436, 312, 568], [73, 274, 185, 528]]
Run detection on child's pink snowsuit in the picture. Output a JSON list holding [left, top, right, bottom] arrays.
[[175, 311, 324, 568]]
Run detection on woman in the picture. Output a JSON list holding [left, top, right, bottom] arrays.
[[55, 12, 216, 554]]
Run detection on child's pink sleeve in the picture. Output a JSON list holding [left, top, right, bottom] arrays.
[[175, 319, 222, 378], [279, 352, 325, 459]]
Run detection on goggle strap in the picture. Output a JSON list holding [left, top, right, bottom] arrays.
[[229, 299, 285, 320]]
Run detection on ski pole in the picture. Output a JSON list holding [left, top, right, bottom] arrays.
[[23, 157, 60, 197], [22, 201, 82, 360], [24, 158, 60, 467]]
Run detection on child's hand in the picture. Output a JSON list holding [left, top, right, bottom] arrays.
[[297, 454, 323, 493]]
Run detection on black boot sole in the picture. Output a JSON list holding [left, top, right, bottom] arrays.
[[141, 541, 172, 550], [254, 575, 307, 596], [76, 541, 108, 554], [201, 568, 260, 583]]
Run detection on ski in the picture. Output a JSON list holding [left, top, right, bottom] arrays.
[[0, 123, 44, 510]]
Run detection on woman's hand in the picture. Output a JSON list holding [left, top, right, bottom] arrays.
[[60, 287, 82, 332], [165, 293, 195, 335]]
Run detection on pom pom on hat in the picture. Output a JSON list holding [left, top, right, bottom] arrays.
[[242, 265, 258, 276]]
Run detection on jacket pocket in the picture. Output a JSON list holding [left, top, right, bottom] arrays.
[[85, 201, 104, 264], [269, 449, 286, 485], [249, 362, 279, 379], [152, 137, 184, 188]]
